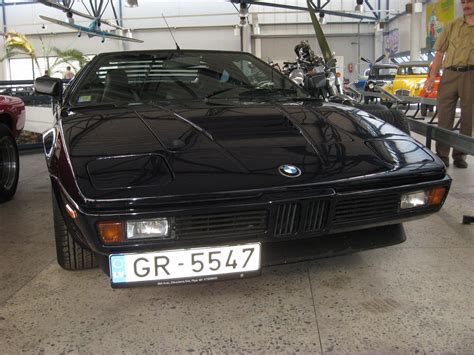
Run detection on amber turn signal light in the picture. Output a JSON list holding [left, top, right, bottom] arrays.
[[98, 222, 124, 244], [65, 204, 77, 219], [428, 187, 446, 206]]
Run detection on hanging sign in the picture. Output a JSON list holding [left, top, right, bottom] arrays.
[[426, 0, 455, 49]]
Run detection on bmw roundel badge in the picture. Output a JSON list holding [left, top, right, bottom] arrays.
[[278, 164, 302, 178]]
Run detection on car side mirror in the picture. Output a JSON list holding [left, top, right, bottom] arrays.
[[34, 76, 63, 98]]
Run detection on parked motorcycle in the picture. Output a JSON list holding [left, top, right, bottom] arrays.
[[280, 42, 410, 135]]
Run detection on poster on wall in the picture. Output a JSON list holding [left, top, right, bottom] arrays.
[[426, 0, 455, 49], [383, 29, 399, 57]]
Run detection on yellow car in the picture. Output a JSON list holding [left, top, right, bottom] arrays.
[[383, 61, 430, 98]]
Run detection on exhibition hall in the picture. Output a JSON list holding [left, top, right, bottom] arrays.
[[0, 0, 472, 353]]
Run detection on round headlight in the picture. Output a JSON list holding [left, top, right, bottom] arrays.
[[289, 69, 305, 86], [368, 82, 375, 90], [327, 72, 336, 87]]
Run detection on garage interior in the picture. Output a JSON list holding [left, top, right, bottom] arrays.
[[0, 0, 473, 353]]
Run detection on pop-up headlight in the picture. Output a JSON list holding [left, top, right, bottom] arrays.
[[126, 218, 171, 239]]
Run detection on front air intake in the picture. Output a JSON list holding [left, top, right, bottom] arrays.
[[175, 210, 268, 240]]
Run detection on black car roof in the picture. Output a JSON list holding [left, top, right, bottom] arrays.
[[372, 64, 399, 69], [399, 61, 430, 67]]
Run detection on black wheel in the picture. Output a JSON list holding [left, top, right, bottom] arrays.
[[388, 109, 410, 134], [52, 192, 98, 270], [420, 104, 428, 117], [363, 108, 410, 135], [0, 124, 19, 202]]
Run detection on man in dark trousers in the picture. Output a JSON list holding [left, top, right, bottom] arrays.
[[425, 0, 474, 168]]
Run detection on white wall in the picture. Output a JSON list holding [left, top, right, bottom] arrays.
[[25, 27, 240, 54]]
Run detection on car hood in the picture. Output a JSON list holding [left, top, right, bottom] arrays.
[[392, 75, 427, 92], [60, 101, 443, 202]]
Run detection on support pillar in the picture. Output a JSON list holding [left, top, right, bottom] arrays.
[[254, 37, 262, 58], [374, 27, 384, 59], [0, 40, 7, 81], [0, 0, 8, 80], [242, 25, 252, 53], [409, 0, 423, 61]]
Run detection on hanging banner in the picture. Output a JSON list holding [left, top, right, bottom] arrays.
[[426, 0, 455, 49], [384, 29, 399, 57]]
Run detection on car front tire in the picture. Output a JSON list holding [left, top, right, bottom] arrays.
[[52, 192, 98, 270], [361, 107, 410, 135], [0, 124, 20, 202], [420, 104, 428, 117]]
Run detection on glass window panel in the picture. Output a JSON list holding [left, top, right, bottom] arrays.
[[33, 57, 49, 78], [9, 58, 34, 80]]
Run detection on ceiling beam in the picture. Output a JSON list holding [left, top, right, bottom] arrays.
[[229, 0, 378, 21], [364, 0, 380, 20]]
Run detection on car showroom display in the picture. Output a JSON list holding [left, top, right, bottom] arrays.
[[363, 63, 398, 104], [0, 95, 25, 202], [383, 61, 431, 99], [35, 50, 451, 288], [281, 43, 410, 135]]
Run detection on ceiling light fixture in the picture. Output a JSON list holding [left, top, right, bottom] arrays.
[[253, 23, 260, 35], [125, 0, 138, 8], [234, 25, 240, 36], [239, 3, 249, 26], [355, 0, 364, 13], [319, 11, 326, 25]]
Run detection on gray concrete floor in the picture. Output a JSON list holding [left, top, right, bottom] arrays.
[[0, 150, 472, 354]]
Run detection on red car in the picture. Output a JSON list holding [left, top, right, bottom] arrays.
[[0, 95, 26, 202], [419, 68, 441, 117]]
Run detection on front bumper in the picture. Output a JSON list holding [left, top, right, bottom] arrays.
[[51, 175, 450, 262], [100, 223, 406, 280]]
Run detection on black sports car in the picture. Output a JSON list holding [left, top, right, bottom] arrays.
[[35, 50, 450, 288]]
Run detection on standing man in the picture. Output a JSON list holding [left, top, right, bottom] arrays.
[[425, 0, 474, 168], [63, 66, 74, 80]]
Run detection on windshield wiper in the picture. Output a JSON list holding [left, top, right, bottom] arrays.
[[69, 101, 143, 110], [148, 101, 215, 142], [204, 87, 244, 102], [69, 103, 119, 110], [240, 88, 298, 96]]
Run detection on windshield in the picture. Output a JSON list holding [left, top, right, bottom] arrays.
[[371, 67, 397, 76], [69, 51, 308, 106], [397, 66, 429, 75]]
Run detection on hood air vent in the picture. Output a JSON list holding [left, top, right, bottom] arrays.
[[198, 114, 300, 140]]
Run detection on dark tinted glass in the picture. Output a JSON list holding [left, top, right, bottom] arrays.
[[372, 68, 398, 76], [70, 51, 307, 105], [397, 65, 429, 75]]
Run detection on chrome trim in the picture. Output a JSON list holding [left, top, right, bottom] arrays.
[[57, 121, 94, 203], [278, 164, 302, 178], [42, 127, 56, 160], [0, 135, 18, 190]]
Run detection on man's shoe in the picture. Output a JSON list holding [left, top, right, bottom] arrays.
[[437, 155, 449, 167], [453, 160, 468, 169]]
